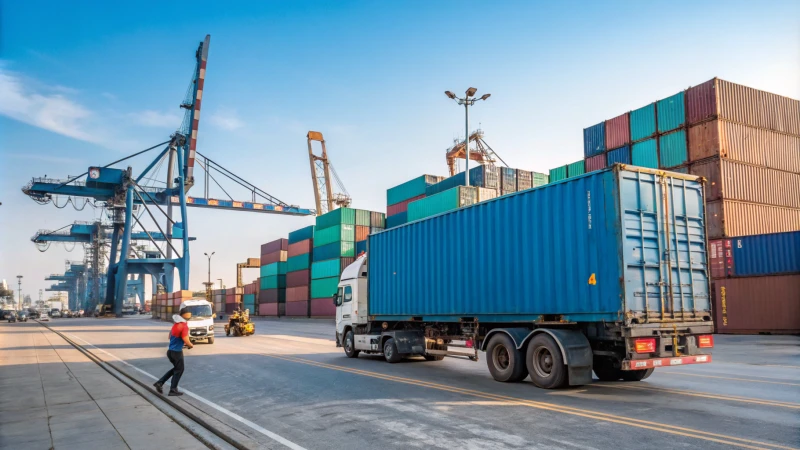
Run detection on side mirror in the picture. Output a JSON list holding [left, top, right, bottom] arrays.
[[332, 294, 340, 307], [212, 313, 217, 319]]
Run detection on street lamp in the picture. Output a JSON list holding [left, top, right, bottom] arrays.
[[444, 87, 491, 187], [204, 252, 215, 286], [16, 275, 23, 311]]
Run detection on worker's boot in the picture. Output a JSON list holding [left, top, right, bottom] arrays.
[[153, 382, 163, 394], [168, 389, 183, 397]]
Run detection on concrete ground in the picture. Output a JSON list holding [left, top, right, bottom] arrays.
[[9, 316, 800, 450], [0, 321, 212, 450]]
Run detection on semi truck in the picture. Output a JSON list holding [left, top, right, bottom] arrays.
[[334, 165, 714, 389]]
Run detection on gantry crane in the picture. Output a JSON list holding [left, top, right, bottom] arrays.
[[236, 258, 261, 288], [307, 131, 351, 214], [445, 129, 509, 176], [22, 35, 315, 316]]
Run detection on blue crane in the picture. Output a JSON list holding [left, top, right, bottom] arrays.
[[23, 35, 315, 316]]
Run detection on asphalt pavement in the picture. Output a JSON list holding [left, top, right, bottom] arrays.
[[17, 315, 800, 450]]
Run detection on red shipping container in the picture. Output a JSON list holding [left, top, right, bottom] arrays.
[[310, 298, 336, 317], [225, 303, 237, 314], [585, 154, 606, 172], [225, 294, 235, 304], [261, 239, 288, 255], [387, 194, 425, 216], [605, 113, 630, 150], [258, 302, 280, 316], [713, 275, 800, 334], [286, 286, 310, 302], [355, 226, 370, 242], [288, 239, 312, 257], [285, 301, 309, 317], [260, 250, 288, 266], [708, 239, 734, 279], [286, 270, 310, 288]]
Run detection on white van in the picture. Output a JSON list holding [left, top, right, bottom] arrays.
[[180, 299, 216, 344]]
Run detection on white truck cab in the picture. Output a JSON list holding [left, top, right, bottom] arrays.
[[335, 255, 369, 345], [180, 299, 216, 344]]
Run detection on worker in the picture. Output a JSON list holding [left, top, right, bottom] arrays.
[[153, 306, 194, 396]]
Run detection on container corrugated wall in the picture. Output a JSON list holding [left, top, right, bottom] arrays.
[[631, 139, 658, 169], [686, 78, 717, 125], [690, 157, 800, 208], [713, 274, 800, 334], [657, 91, 686, 133], [583, 122, 605, 157], [659, 129, 688, 168], [585, 154, 606, 172], [566, 160, 585, 178], [387, 175, 443, 205], [607, 146, 631, 165], [549, 166, 567, 182], [706, 200, 800, 239], [730, 231, 800, 277], [605, 113, 630, 150], [407, 186, 477, 221], [368, 167, 709, 322], [717, 79, 800, 136], [630, 103, 657, 142]]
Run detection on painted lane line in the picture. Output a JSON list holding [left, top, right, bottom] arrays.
[[264, 354, 796, 450], [590, 383, 800, 409], [661, 371, 800, 387], [64, 332, 307, 450]]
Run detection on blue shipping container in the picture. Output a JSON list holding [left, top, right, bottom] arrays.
[[289, 225, 315, 244], [659, 129, 688, 168], [731, 231, 800, 277], [583, 122, 606, 157], [385, 211, 408, 229], [631, 139, 658, 169], [356, 240, 367, 255], [607, 146, 631, 166], [630, 103, 656, 142], [368, 166, 710, 322]]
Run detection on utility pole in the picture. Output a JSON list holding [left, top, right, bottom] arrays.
[[444, 88, 491, 187], [204, 252, 215, 286], [16, 275, 23, 311]]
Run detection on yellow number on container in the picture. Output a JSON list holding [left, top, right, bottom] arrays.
[[588, 273, 596, 285]]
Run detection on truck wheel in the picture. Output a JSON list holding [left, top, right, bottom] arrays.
[[383, 338, 402, 363], [592, 356, 622, 381], [526, 334, 567, 389], [486, 334, 528, 382], [343, 330, 360, 358], [207, 336, 215, 344], [621, 368, 654, 382]]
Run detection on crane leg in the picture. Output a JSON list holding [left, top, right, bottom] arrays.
[[114, 186, 135, 317]]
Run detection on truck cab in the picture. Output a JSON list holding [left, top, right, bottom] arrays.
[[334, 255, 369, 347], [180, 299, 216, 344]]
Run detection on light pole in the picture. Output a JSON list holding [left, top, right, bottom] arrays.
[[204, 252, 215, 286], [445, 88, 491, 187], [16, 275, 23, 311], [217, 278, 224, 290]]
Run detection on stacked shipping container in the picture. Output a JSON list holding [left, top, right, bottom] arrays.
[[286, 225, 314, 317], [311, 208, 356, 317], [243, 281, 257, 315], [259, 239, 288, 316], [212, 289, 225, 315], [152, 290, 193, 321], [386, 175, 444, 229], [225, 286, 243, 314]]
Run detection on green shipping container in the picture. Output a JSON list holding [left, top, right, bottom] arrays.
[[311, 276, 340, 299], [260, 262, 287, 277], [355, 209, 371, 226], [566, 160, 585, 178], [658, 129, 688, 169], [549, 166, 568, 182], [287, 254, 311, 272], [407, 186, 478, 222], [632, 138, 659, 169], [260, 275, 286, 290], [657, 91, 685, 133], [313, 224, 355, 247], [630, 103, 656, 142], [387, 175, 443, 206], [243, 294, 256, 304], [532, 172, 549, 187], [316, 207, 355, 230], [311, 259, 342, 280], [288, 225, 315, 244]]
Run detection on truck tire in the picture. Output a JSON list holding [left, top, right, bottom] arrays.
[[526, 334, 568, 389], [343, 330, 360, 358], [383, 338, 402, 363], [621, 368, 654, 382], [592, 356, 622, 381], [207, 336, 215, 344], [486, 334, 528, 382]]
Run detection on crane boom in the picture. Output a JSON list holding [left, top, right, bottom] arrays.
[[183, 35, 210, 189]]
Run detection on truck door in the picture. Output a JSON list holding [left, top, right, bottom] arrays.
[[335, 285, 354, 324]]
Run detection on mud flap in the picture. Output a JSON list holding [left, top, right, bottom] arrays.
[[540, 329, 593, 386]]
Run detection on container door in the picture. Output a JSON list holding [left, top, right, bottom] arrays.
[[620, 170, 711, 322]]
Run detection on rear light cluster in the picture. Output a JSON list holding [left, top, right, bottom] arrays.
[[697, 335, 714, 348], [634, 338, 656, 354]]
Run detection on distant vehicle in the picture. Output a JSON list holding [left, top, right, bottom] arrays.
[[16, 311, 29, 322], [182, 299, 216, 344], [121, 304, 136, 315], [62, 310, 73, 318], [39, 312, 50, 321], [4, 310, 16, 323], [50, 309, 62, 318], [27, 308, 40, 319], [94, 304, 112, 317], [75, 309, 84, 318]]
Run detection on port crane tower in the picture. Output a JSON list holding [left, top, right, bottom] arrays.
[[444, 129, 508, 176], [23, 35, 315, 316], [307, 131, 351, 214]]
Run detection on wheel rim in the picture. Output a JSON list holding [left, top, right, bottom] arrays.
[[385, 342, 393, 359], [492, 345, 511, 371], [533, 346, 553, 378], [345, 335, 353, 353]]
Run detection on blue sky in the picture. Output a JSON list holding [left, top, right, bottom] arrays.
[[1, 1, 798, 300]]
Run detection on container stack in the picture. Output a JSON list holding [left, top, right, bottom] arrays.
[[286, 225, 314, 317], [407, 186, 489, 221], [425, 166, 499, 197], [243, 282, 257, 315], [356, 212, 385, 255], [386, 175, 444, 229], [225, 287, 243, 314], [212, 289, 225, 315], [709, 231, 800, 334], [258, 239, 288, 316], [516, 170, 549, 191], [152, 292, 169, 320], [311, 208, 356, 317]]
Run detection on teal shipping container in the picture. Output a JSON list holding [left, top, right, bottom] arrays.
[[387, 175, 443, 206], [549, 166, 567, 182], [310, 276, 340, 299], [532, 172, 549, 187], [355, 210, 371, 227], [630, 103, 656, 142], [631, 139, 659, 169], [316, 207, 355, 230], [288, 225, 315, 244], [260, 262, 287, 277], [287, 254, 311, 272], [260, 275, 286, 290], [407, 186, 478, 222], [311, 259, 342, 280], [312, 241, 355, 261], [567, 160, 585, 178], [659, 129, 688, 168], [657, 91, 686, 133], [314, 224, 355, 247], [386, 212, 408, 229]]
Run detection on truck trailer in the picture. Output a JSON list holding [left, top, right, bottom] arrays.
[[334, 165, 714, 389]]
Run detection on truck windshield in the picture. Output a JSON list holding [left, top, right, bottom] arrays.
[[186, 305, 212, 318]]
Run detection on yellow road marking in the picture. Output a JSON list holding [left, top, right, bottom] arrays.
[[590, 383, 800, 409], [263, 353, 796, 450], [661, 371, 800, 387]]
